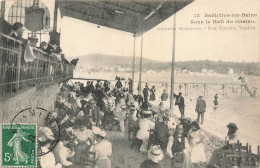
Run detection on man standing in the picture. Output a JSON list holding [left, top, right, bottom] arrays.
[[115, 78, 123, 89], [195, 96, 206, 125], [161, 90, 168, 101], [174, 92, 185, 118], [166, 125, 192, 168], [82, 99, 101, 127], [9, 22, 24, 39], [154, 117, 169, 150]]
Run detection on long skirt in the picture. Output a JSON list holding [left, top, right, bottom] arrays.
[[190, 143, 207, 163], [95, 158, 111, 168], [140, 139, 149, 153]]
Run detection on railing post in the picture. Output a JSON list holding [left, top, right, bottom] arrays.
[[16, 41, 22, 91], [241, 84, 243, 97], [35, 57, 39, 84], [203, 84, 206, 96], [187, 84, 189, 96]]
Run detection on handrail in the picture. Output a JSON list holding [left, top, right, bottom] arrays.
[[0, 33, 74, 97], [0, 33, 23, 44]]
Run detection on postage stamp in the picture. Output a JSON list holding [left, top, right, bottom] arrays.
[[1, 124, 37, 167]]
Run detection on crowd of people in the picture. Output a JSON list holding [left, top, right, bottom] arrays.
[[35, 78, 244, 168]]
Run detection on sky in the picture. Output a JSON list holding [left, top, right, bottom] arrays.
[[60, 0, 259, 62]]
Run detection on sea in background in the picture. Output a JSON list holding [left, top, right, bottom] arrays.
[[72, 71, 260, 153]]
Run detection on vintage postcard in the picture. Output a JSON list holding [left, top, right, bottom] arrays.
[[0, 0, 259, 168]]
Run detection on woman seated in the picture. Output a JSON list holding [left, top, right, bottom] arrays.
[[136, 111, 155, 153]]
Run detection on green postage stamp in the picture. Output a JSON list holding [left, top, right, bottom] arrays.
[[1, 124, 37, 167]]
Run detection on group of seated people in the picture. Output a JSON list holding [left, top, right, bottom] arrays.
[[37, 79, 245, 168]]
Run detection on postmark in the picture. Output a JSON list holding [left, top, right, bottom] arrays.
[[10, 107, 60, 156], [1, 123, 37, 167]]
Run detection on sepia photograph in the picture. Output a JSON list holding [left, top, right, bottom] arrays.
[[0, 0, 259, 167]]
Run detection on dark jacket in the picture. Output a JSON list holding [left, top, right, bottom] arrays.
[[161, 93, 168, 101], [174, 94, 184, 107], [82, 105, 100, 125], [196, 99, 206, 113], [140, 159, 160, 168], [154, 122, 169, 143], [115, 81, 122, 89]]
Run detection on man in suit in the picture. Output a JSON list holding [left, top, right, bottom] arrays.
[[154, 117, 169, 150], [195, 96, 206, 125], [174, 92, 185, 118], [9, 22, 24, 38], [167, 125, 192, 168], [82, 99, 101, 127]]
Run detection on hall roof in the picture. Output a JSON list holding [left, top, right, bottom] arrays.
[[58, 0, 193, 35]]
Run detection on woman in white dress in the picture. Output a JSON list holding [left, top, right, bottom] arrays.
[[187, 121, 209, 164], [136, 111, 155, 153]]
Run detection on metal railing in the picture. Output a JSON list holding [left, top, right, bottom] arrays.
[[0, 33, 74, 97]]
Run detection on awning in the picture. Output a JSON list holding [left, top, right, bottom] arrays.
[[57, 0, 194, 36]]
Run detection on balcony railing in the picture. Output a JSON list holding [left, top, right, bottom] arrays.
[[0, 33, 74, 97]]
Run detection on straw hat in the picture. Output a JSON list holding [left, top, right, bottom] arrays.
[[92, 126, 101, 134], [92, 126, 107, 137], [148, 145, 164, 163], [120, 105, 127, 109], [98, 130, 107, 137], [142, 110, 152, 115], [88, 99, 96, 104]]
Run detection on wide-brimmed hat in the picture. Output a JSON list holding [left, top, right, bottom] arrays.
[[92, 126, 101, 134], [92, 126, 106, 137], [191, 121, 200, 129], [142, 110, 152, 115], [198, 96, 203, 98], [227, 123, 238, 130], [120, 105, 127, 109], [148, 145, 164, 163]]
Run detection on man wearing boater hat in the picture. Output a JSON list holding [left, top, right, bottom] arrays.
[[195, 96, 206, 124], [140, 145, 164, 168], [167, 124, 192, 168]]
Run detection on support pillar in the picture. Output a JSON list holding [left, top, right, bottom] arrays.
[[138, 34, 144, 95], [53, 0, 58, 32], [170, 14, 176, 110], [1, 0, 5, 19], [241, 84, 243, 97], [131, 35, 136, 94]]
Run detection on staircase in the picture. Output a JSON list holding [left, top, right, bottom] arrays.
[[244, 84, 254, 97]]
